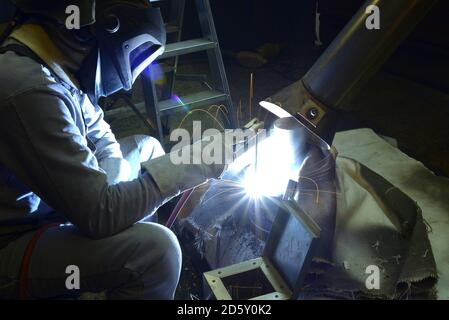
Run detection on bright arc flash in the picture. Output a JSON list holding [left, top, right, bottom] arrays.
[[259, 101, 292, 118], [243, 171, 265, 198], [242, 166, 293, 199], [239, 132, 298, 199], [230, 108, 304, 199]]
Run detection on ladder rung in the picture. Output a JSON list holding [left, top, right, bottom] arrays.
[[160, 39, 216, 59], [104, 90, 228, 119], [159, 90, 227, 113]]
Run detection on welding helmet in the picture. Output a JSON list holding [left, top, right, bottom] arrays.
[[10, 0, 166, 103]]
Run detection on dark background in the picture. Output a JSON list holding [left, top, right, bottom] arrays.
[[203, 0, 449, 53]]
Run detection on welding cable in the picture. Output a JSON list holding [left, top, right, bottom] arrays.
[[165, 188, 195, 229], [18, 223, 60, 299]]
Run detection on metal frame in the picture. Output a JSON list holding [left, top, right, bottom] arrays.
[[142, 71, 165, 140], [161, 0, 186, 100], [195, 0, 236, 126], [139, 0, 237, 144], [203, 257, 291, 300], [203, 200, 320, 300], [264, 200, 320, 299]]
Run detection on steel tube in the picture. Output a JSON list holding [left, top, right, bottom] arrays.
[[303, 0, 438, 110]]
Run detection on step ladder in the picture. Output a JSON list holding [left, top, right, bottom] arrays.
[[106, 0, 237, 143]]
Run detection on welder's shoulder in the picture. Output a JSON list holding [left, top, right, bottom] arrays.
[[0, 51, 65, 102]]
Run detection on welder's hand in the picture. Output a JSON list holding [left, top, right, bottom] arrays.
[[197, 131, 242, 176], [141, 131, 240, 203]]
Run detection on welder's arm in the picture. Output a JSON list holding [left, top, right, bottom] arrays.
[[142, 141, 227, 200], [0, 88, 223, 239], [82, 96, 131, 184]]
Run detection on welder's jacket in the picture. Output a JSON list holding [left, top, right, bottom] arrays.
[[0, 24, 219, 248]]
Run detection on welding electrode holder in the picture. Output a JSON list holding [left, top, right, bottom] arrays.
[[268, 80, 338, 146]]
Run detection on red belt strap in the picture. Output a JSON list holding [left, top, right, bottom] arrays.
[[18, 223, 59, 300]]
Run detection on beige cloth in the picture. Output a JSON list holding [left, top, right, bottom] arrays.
[[329, 129, 448, 299], [310, 156, 437, 299]]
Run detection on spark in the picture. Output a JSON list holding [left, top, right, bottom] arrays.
[[207, 104, 231, 127], [201, 186, 243, 206], [297, 175, 320, 203], [177, 108, 225, 131]]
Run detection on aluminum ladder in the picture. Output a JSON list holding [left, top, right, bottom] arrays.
[[106, 0, 236, 143]]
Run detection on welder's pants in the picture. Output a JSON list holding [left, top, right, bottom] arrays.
[[0, 135, 182, 300]]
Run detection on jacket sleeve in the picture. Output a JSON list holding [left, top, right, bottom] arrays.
[[0, 86, 163, 239], [81, 95, 133, 184], [83, 95, 123, 162]]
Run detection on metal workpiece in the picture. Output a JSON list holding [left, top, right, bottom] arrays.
[[203, 200, 321, 300], [268, 81, 338, 144], [272, 117, 308, 167], [269, 0, 437, 144], [303, 0, 438, 110]]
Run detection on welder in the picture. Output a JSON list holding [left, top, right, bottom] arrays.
[[0, 0, 227, 299]]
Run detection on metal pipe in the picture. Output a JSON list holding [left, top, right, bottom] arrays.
[[303, 0, 438, 110], [268, 0, 437, 144]]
